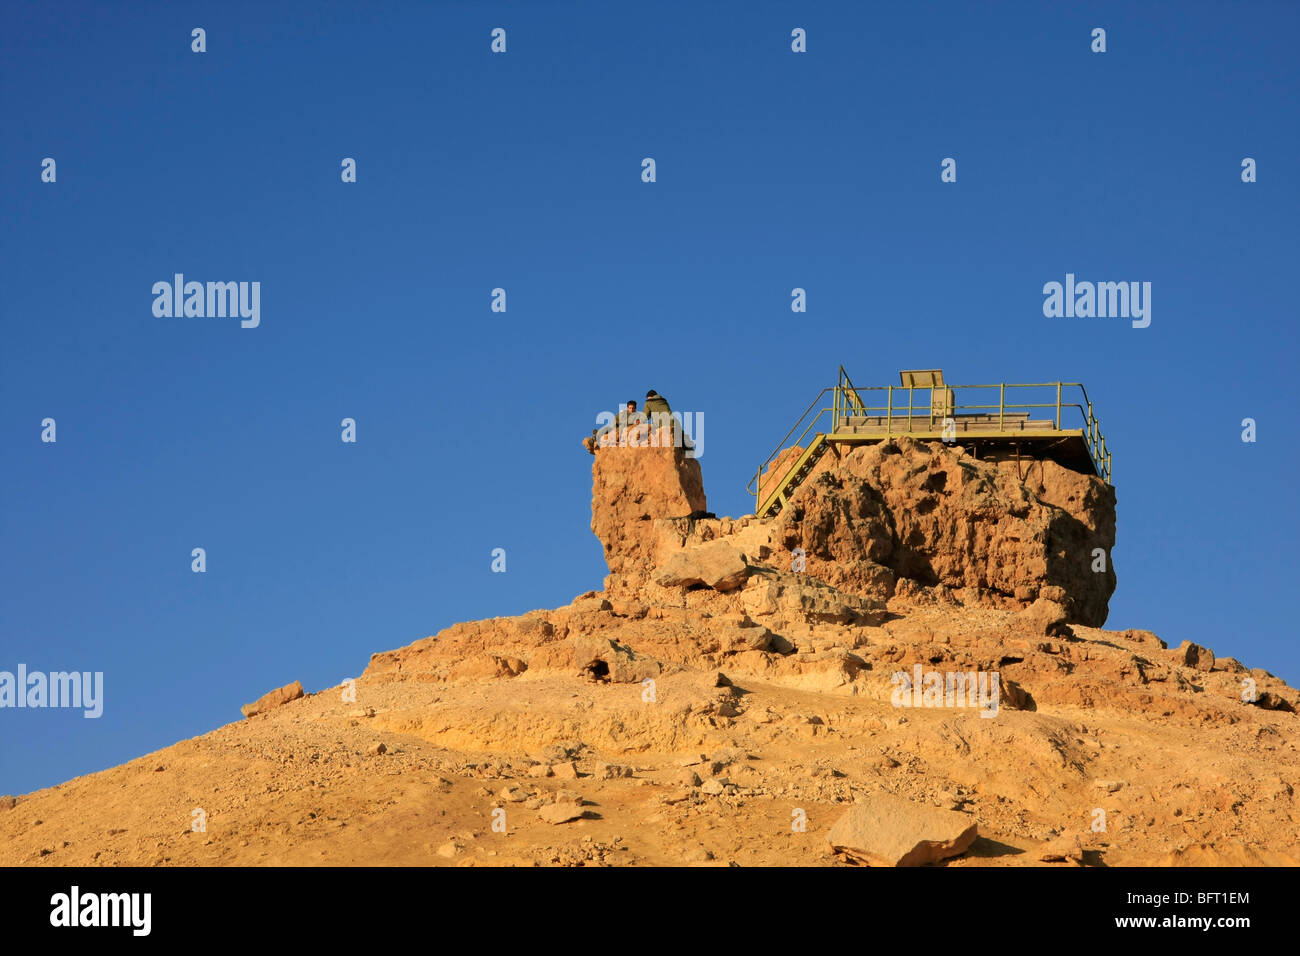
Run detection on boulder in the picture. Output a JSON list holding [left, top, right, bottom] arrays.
[[1251, 691, 1296, 713], [1016, 599, 1070, 636], [999, 678, 1035, 711], [1173, 640, 1215, 672], [571, 635, 661, 683], [654, 541, 750, 592], [240, 680, 304, 718], [1039, 831, 1085, 863], [537, 790, 586, 824], [826, 794, 978, 866]]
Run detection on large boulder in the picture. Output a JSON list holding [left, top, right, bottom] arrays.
[[240, 680, 304, 718], [1172, 640, 1215, 672], [826, 794, 979, 866], [654, 541, 750, 592]]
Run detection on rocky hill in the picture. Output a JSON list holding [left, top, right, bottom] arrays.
[[2, 437, 1297, 866]]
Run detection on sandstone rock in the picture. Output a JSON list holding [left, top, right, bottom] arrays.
[[1121, 629, 1166, 649], [370, 742, 387, 756], [1016, 599, 1069, 637], [1173, 641, 1215, 672], [934, 788, 963, 810], [711, 748, 746, 767], [770, 439, 1115, 625], [570, 595, 613, 614], [240, 680, 304, 718], [447, 654, 528, 682], [571, 635, 660, 683], [537, 804, 585, 824], [551, 761, 578, 779], [591, 444, 707, 594], [826, 794, 978, 866], [654, 541, 750, 592], [1039, 831, 1084, 863], [999, 678, 1035, 711], [0, 796, 15, 812], [538, 790, 586, 824], [716, 699, 742, 717], [700, 778, 726, 795], [742, 572, 885, 627], [676, 769, 702, 787], [1251, 692, 1296, 713], [436, 841, 460, 858]]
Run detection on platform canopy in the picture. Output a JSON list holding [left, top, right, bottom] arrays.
[[899, 369, 945, 388]]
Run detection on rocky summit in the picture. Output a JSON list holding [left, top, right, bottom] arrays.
[[2, 437, 1297, 867]]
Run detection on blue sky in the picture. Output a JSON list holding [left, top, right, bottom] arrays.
[[2, 0, 1297, 794]]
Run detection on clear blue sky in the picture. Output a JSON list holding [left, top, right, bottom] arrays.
[[2, 1, 1297, 795]]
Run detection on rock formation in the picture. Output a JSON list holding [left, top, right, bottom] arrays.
[[599, 436, 1116, 627], [590, 443, 706, 595], [1, 434, 1296, 869]]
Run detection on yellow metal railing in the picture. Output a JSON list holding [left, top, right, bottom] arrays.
[[749, 390, 837, 510], [750, 375, 1112, 514]]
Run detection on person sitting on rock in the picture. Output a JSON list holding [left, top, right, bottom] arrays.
[[584, 400, 643, 453], [639, 389, 694, 452], [615, 400, 643, 443], [634, 390, 672, 447]]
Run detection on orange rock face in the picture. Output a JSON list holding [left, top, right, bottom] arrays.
[[767, 436, 1117, 625], [590, 444, 706, 593]]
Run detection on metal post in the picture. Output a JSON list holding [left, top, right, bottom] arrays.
[[999, 383, 1005, 431], [1055, 382, 1062, 430], [908, 386, 914, 432], [886, 386, 893, 438]]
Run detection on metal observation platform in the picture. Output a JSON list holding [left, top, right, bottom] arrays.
[[749, 367, 1112, 518]]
